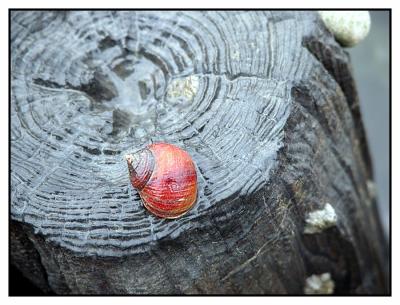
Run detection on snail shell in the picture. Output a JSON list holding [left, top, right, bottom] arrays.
[[125, 142, 198, 219]]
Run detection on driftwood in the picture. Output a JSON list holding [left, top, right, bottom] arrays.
[[10, 10, 388, 295]]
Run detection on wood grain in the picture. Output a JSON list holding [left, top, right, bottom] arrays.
[[10, 10, 388, 294]]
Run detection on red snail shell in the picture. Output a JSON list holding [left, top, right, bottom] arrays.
[[125, 142, 198, 219]]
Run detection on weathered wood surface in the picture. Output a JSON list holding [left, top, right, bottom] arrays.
[[10, 11, 388, 294]]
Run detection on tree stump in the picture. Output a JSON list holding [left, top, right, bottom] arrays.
[[10, 11, 389, 295]]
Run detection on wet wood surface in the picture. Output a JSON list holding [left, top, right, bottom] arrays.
[[11, 11, 388, 294]]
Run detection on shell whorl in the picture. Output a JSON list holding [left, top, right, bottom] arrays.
[[125, 148, 155, 191], [126, 143, 198, 219]]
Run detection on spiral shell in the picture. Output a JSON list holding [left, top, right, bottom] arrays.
[[126, 143, 197, 219]]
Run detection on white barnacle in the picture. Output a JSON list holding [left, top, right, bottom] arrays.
[[319, 11, 371, 47], [304, 203, 337, 234], [231, 50, 240, 60], [166, 75, 199, 105], [304, 273, 335, 295]]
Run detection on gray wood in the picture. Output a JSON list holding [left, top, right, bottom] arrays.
[[10, 10, 388, 295]]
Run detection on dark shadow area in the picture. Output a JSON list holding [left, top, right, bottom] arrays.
[[9, 265, 53, 296]]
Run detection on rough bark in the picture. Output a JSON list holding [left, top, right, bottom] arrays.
[[10, 10, 389, 295]]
